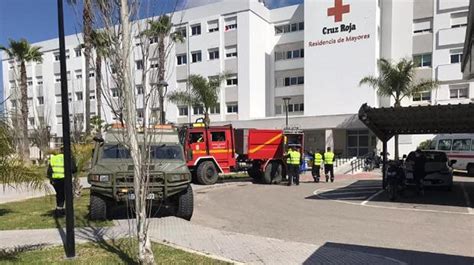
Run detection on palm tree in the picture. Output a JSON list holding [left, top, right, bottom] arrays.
[[90, 30, 110, 130], [68, 0, 93, 134], [359, 58, 438, 159], [142, 15, 184, 124], [168, 74, 226, 126], [0, 39, 43, 161]]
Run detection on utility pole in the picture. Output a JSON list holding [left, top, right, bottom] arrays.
[[57, 0, 75, 258]]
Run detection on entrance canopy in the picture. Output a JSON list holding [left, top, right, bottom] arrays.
[[358, 103, 474, 142]]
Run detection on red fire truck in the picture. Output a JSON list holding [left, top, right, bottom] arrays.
[[180, 123, 304, 185]]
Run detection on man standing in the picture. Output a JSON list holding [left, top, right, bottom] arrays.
[[312, 149, 323, 183], [286, 146, 301, 186], [324, 147, 335, 182], [413, 148, 426, 195], [47, 146, 77, 217]]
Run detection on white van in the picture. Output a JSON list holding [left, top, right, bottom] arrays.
[[429, 134, 474, 176]]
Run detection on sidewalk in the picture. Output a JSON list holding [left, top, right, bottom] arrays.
[[0, 178, 90, 204], [0, 217, 402, 265]]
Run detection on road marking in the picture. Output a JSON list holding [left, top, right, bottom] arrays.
[[323, 190, 379, 196], [331, 196, 368, 200], [361, 189, 384, 205], [460, 183, 473, 214], [313, 186, 474, 216]]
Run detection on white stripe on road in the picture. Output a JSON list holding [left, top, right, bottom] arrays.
[[460, 183, 473, 214], [361, 190, 384, 205], [323, 190, 380, 196]]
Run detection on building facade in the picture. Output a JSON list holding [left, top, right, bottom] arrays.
[[2, 0, 473, 159]]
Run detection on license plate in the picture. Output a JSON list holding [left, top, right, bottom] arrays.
[[127, 193, 155, 200]]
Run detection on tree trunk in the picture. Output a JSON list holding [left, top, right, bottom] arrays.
[[83, 0, 93, 135], [204, 111, 210, 127], [95, 54, 102, 131], [120, 1, 155, 264], [158, 37, 166, 125], [394, 99, 401, 161], [19, 61, 30, 161]]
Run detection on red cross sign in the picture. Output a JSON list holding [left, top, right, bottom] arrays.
[[327, 0, 350, 23]]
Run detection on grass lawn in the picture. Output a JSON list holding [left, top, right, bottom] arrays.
[[0, 238, 230, 264], [0, 189, 112, 230]]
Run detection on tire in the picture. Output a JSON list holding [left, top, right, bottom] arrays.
[[196, 161, 219, 185], [247, 166, 262, 180], [90, 193, 108, 220], [263, 161, 283, 184], [175, 185, 194, 221], [467, 164, 474, 177]]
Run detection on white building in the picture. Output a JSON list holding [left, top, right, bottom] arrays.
[[2, 0, 473, 159]]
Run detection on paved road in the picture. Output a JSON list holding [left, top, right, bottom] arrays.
[[193, 175, 474, 265]]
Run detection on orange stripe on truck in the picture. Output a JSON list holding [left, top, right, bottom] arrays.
[[193, 149, 232, 155], [249, 133, 283, 154]]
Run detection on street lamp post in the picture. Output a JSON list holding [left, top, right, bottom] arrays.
[[57, 0, 75, 258], [158, 80, 168, 125], [283, 97, 291, 128]]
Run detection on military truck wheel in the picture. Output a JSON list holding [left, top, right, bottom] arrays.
[[196, 161, 219, 185], [175, 185, 194, 221], [263, 161, 283, 184], [90, 193, 108, 220]]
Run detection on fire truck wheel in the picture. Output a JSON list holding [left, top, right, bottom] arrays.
[[264, 161, 283, 184], [247, 167, 262, 180], [175, 184, 194, 221], [196, 161, 219, 185]]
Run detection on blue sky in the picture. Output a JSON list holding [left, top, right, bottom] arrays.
[[0, 0, 303, 105]]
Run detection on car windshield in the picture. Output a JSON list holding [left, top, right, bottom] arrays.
[[102, 144, 183, 160], [424, 152, 447, 162]]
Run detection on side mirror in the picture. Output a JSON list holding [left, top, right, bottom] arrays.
[[402, 154, 407, 159], [449, 160, 457, 166]]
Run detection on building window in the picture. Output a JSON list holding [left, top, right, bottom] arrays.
[[226, 103, 238, 113], [208, 20, 219, 32], [450, 53, 463, 64], [137, 109, 144, 119], [27, 77, 33, 86], [55, 74, 61, 83], [149, 36, 158, 44], [274, 22, 304, 34], [75, 48, 82, 57], [193, 105, 204, 115], [177, 54, 187, 65], [284, 76, 304, 86], [29, 118, 35, 126], [413, 53, 432, 68], [36, 76, 43, 85], [75, 70, 82, 79], [225, 45, 237, 58], [37, 97, 44, 105], [175, 27, 186, 38], [111, 88, 119, 98], [90, 94, 96, 100], [288, 103, 304, 112], [208, 49, 219, 60], [275, 48, 304, 61], [224, 17, 237, 31], [226, 76, 238, 86], [76, 92, 83, 101], [210, 105, 220, 114], [275, 105, 282, 115], [191, 24, 201, 36], [451, 11, 468, 28], [191, 51, 202, 63], [178, 106, 188, 116], [11, 100, 17, 108], [136, 60, 143, 70], [450, 85, 469, 99], [150, 59, 159, 68], [412, 91, 431, 101], [136, 85, 144, 95], [89, 71, 95, 77], [54, 52, 60, 61], [413, 18, 432, 34]]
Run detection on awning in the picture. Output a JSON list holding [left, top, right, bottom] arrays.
[[358, 103, 474, 142]]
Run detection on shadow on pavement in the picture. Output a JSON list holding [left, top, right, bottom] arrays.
[[306, 179, 473, 209], [303, 242, 474, 265]]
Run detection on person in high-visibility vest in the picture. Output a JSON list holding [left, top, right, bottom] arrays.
[[312, 149, 323, 183], [47, 146, 77, 217], [323, 147, 335, 182], [286, 146, 302, 186]]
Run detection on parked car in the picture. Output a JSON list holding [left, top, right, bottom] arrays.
[[404, 151, 455, 190], [429, 134, 474, 176]]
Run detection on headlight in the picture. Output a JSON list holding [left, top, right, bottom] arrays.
[[168, 174, 188, 182], [90, 174, 111, 182]]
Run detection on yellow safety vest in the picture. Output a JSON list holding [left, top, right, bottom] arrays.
[[50, 154, 65, 179], [324, 152, 335, 165], [314, 153, 323, 166], [288, 150, 301, 165]]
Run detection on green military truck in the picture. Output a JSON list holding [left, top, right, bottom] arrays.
[[88, 126, 193, 221]]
